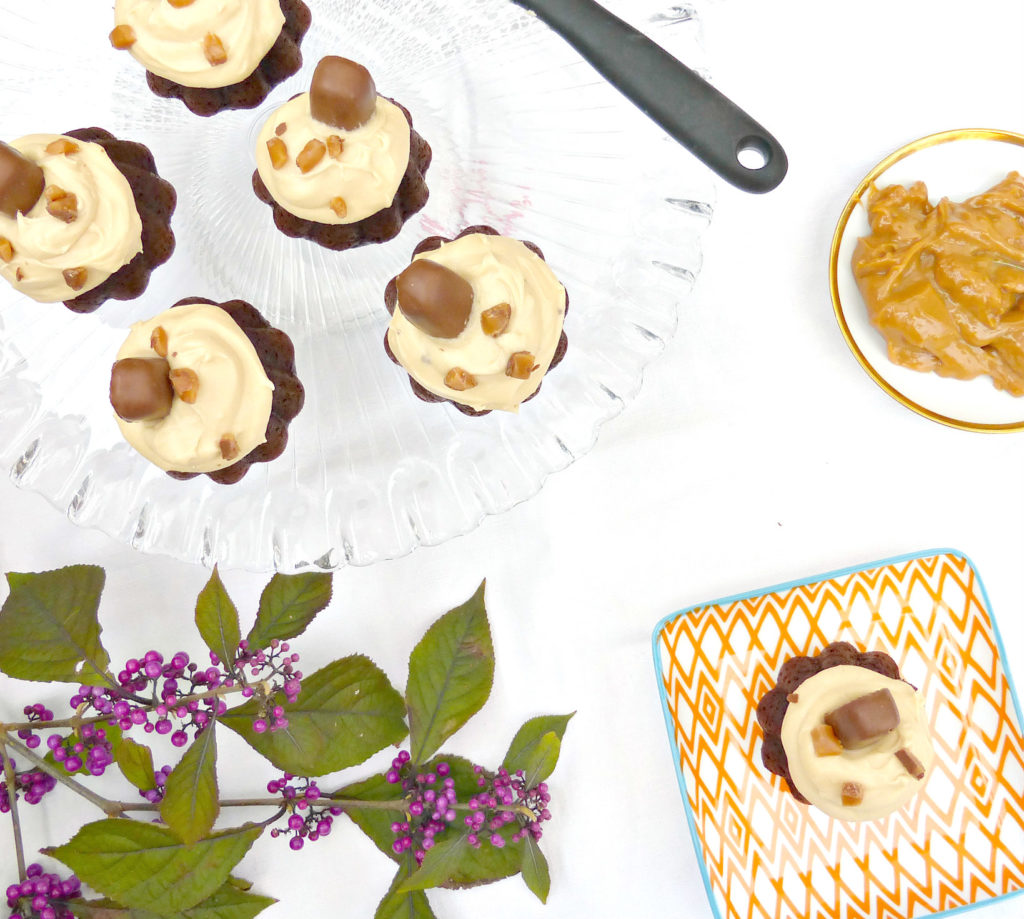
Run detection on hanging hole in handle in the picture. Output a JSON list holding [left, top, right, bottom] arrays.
[[736, 136, 772, 171]]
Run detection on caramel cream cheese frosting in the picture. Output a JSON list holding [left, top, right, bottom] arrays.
[[387, 234, 567, 413], [114, 0, 285, 88], [0, 135, 142, 303], [115, 303, 274, 473], [255, 91, 411, 224], [781, 665, 934, 821]]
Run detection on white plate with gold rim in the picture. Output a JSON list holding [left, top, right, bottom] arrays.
[[830, 128, 1024, 432]]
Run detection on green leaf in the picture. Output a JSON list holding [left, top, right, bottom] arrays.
[[46, 724, 123, 778], [520, 836, 551, 903], [406, 581, 493, 763], [46, 820, 262, 915], [0, 566, 110, 684], [70, 885, 273, 919], [160, 726, 219, 844], [246, 573, 332, 650], [70, 883, 275, 919], [520, 732, 560, 789], [502, 713, 573, 784], [221, 655, 407, 776], [336, 772, 403, 862], [116, 737, 156, 792], [195, 568, 241, 669], [398, 828, 522, 893], [375, 863, 436, 919]]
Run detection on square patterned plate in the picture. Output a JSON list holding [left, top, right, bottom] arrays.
[[652, 549, 1024, 919]]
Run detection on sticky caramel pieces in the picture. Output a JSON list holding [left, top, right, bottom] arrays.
[[0, 142, 45, 218], [824, 688, 900, 750], [110, 358, 174, 422], [396, 259, 474, 338], [841, 782, 864, 807], [810, 723, 843, 756], [309, 56, 377, 131]]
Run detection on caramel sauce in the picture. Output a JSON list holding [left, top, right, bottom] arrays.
[[852, 172, 1024, 395]]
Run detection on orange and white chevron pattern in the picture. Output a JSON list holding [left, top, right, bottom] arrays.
[[656, 551, 1024, 919]]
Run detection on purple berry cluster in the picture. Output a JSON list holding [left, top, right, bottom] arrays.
[[474, 766, 551, 845], [137, 765, 173, 804], [14, 706, 52, 750], [267, 774, 341, 850], [0, 756, 56, 813], [387, 753, 470, 865], [231, 639, 302, 734], [4, 863, 80, 919], [45, 723, 112, 777], [103, 651, 227, 744]]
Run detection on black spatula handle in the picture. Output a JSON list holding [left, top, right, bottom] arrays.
[[510, 0, 787, 193]]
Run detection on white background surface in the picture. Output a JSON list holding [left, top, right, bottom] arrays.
[[3, 0, 1024, 917]]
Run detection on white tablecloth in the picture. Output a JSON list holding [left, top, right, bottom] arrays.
[[2, 0, 1023, 916]]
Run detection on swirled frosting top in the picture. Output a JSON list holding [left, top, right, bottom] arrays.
[[0, 134, 142, 303]]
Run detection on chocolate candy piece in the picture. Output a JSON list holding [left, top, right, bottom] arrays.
[[309, 56, 377, 130], [895, 748, 926, 780], [396, 259, 474, 338], [0, 142, 45, 218], [825, 688, 900, 749], [110, 358, 173, 422]]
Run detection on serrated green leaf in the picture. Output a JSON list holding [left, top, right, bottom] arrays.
[[375, 863, 437, 919], [160, 726, 219, 844], [520, 733, 560, 789], [336, 772, 403, 862], [195, 568, 240, 670], [221, 655, 407, 776], [520, 836, 550, 903], [116, 737, 156, 792], [0, 566, 110, 684], [45, 724, 123, 778], [70, 882, 274, 919], [46, 820, 262, 915], [406, 582, 493, 763], [246, 573, 332, 650], [502, 713, 573, 784], [398, 828, 522, 893]]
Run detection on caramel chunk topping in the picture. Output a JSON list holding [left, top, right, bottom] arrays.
[[109, 24, 137, 50], [824, 689, 900, 749], [219, 435, 240, 462], [329, 196, 348, 218], [0, 142, 45, 218], [62, 267, 88, 291], [895, 748, 926, 780], [811, 723, 843, 757], [15, 267, 24, 282], [480, 302, 511, 337], [326, 135, 345, 159], [444, 368, 477, 391], [295, 140, 326, 174], [275, 123, 288, 136], [786, 692, 800, 704], [203, 32, 228, 67], [505, 351, 537, 380], [167, 0, 197, 7], [396, 259, 474, 339], [0, 238, 13, 263], [169, 368, 200, 404], [110, 357, 174, 422], [841, 782, 864, 807], [45, 186, 78, 223], [266, 137, 288, 170], [150, 326, 169, 358], [44, 139, 79, 156], [309, 56, 377, 130]]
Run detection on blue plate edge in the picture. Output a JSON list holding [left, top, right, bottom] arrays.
[[649, 546, 1024, 919]]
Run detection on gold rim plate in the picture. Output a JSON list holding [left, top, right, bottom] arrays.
[[829, 129, 1024, 433]]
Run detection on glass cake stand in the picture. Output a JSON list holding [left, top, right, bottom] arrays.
[[0, 0, 713, 571]]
